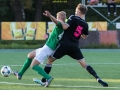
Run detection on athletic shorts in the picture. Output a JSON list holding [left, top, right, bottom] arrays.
[[34, 44, 53, 64], [51, 42, 84, 60]]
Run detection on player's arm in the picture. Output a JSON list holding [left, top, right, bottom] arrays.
[[49, 15, 58, 25], [61, 15, 74, 30], [43, 10, 58, 25], [81, 23, 89, 39], [60, 22, 69, 30]]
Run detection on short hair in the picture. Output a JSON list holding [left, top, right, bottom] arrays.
[[56, 11, 66, 16], [56, 11, 66, 21], [76, 3, 88, 14]]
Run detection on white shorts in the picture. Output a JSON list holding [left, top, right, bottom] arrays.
[[34, 44, 54, 64]]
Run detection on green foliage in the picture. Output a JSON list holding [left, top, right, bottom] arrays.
[[83, 43, 118, 49], [21, 0, 33, 10], [0, 0, 9, 16], [0, 0, 119, 21], [0, 0, 14, 21], [0, 40, 118, 49], [0, 40, 46, 49]]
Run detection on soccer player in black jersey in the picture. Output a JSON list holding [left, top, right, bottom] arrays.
[[40, 3, 108, 87]]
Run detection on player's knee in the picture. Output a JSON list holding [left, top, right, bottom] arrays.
[[28, 52, 35, 59], [78, 59, 87, 68], [30, 59, 40, 69], [47, 59, 55, 64], [47, 61, 54, 64], [30, 62, 35, 69], [47, 57, 56, 64], [31, 64, 37, 70]]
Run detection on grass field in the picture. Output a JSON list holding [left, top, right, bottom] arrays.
[[0, 49, 120, 90]]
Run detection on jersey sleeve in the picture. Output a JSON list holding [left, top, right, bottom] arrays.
[[82, 23, 89, 35], [66, 15, 74, 26]]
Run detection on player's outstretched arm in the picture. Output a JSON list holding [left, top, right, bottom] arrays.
[[60, 22, 69, 30], [43, 10, 58, 25]]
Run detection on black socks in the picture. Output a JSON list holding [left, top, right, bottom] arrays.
[[41, 64, 52, 82], [86, 65, 99, 79]]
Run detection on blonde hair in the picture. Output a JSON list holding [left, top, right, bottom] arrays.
[[57, 11, 66, 16], [76, 3, 88, 14], [56, 11, 66, 22]]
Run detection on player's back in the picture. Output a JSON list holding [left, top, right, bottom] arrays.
[[61, 15, 88, 45]]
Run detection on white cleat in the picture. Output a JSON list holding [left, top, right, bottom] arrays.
[[33, 78, 45, 86]]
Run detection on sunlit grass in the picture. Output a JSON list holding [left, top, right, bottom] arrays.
[[0, 49, 120, 90]]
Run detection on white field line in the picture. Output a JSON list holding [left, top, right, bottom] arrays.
[[0, 82, 119, 89], [1, 63, 120, 67]]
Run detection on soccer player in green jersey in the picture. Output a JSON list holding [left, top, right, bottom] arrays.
[[14, 11, 66, 87]]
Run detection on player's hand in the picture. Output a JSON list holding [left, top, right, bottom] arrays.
[[43, 10, 51, 17], [81, 34, 88, 39]]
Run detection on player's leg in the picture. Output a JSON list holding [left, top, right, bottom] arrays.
[[30, 59, 53, 87], [33, 57, 55, 85], [42, 56, 56, 82], [30, 59, 51, 79], [44, 43, 67, 74], [31, 45, 54, 87], [41, 44, 66, 82], [78, 59, 100, 79], [78, 59, 108, 87], [69, 47, 108, 87], [14, 50, 36, 80], [19, 50, 36, 75]]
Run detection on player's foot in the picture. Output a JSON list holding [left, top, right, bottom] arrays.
[[44, 77, 54, 87], [13, 71, 22, 80], [33, 78, 45, 86], [97, 78, 108, 87], [41, 78, 47, 82]]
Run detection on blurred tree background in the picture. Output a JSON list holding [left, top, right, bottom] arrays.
[[0, 0, 119, 22]]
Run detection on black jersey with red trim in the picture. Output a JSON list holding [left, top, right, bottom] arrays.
[[61, 15, 89, 44]]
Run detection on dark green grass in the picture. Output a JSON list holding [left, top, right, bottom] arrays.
[[0, 49, 120, 90]]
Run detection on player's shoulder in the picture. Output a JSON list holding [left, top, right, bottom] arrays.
[[68, 15, 75, 20], [69, 15, 75, 17], [78, 17, 88, 25], [69, 15, 83, 21]]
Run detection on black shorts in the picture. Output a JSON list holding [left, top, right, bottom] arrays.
[[51, 42, 84, 60]]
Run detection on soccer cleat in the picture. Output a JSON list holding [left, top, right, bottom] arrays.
[[44, 77, 54, 87], [33, 78, 45, 86], [13, 71, 22, 80], [97, 78, 108, 87]]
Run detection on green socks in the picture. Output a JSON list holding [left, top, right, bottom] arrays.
[[32, 65, 51, 80], [18, 58, 51, 80], [18, 58, 32, 76]]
